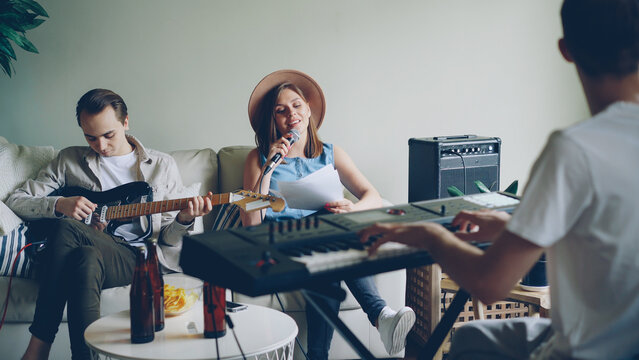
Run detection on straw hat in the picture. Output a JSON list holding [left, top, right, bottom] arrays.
[[248, 69, 326, 132]]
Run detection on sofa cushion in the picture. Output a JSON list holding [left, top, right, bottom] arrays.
[[217, 146, 253, 193], [0, 139, 55, 235], [0, 222, 34, 278], [0, 137, 55, 202], [169, 148, 217, 231]]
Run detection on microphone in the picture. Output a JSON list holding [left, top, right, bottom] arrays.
[[264, 129, 300, 175]]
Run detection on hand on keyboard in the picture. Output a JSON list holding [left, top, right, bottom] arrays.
[[450, 209, 511, 242], [358, 222, 451, 256]]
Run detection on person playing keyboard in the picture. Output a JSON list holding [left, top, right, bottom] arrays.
[[360, 1, 639, 358]]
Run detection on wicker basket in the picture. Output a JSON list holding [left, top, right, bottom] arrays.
[[406, 266, 441, 347], [407, 265, 530, 354]]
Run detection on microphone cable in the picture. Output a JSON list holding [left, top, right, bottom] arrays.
[[275, 292, 309, 360], [208, 300, 221, 360], [224, 313, 247, 360], [259, 175, 265, 224]]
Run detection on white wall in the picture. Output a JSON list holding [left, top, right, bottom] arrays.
[[0, 0, 588, 204]]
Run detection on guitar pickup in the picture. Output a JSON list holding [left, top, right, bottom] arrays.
[[83, 205, 108, 225], [99, 205, 108, 223]]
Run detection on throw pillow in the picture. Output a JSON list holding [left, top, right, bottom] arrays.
[[0, 200, 24, 237], [210, 203, 242, 231], [0, 139, 55, 235], [0, 139, 55, 202], [0, 222, 34, 278]]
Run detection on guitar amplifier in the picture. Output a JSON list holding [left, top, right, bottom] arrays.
[[408, 135, 501, 201]]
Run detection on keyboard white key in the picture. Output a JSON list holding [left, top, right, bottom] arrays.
[[291, 242, 419, 274]]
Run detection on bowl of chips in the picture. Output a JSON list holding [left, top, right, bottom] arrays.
[[163, 274, 203, 316]]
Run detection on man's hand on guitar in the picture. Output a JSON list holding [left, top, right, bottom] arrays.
[[176, 192, 214, 225], [55, 196, 98, 221], [89, 216, 107, 232]]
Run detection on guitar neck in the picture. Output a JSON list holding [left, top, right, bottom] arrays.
[[105, 193, 231, 220]]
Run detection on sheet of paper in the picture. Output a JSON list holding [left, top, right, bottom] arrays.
[[276, 164, 343, 210]]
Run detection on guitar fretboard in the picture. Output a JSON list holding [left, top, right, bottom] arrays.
[[105, 193, 231, 220]]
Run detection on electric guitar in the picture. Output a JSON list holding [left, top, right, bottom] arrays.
[[26, 181, 284, 263], [58, 181, 285, 238]]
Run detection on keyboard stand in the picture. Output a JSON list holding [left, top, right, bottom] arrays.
[[302, 284, 471, 360], [418, 289, 471, 359], [301, 285, 377, 360]]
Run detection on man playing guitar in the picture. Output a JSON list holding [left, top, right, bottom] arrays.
[[7, 89, 213, 360]]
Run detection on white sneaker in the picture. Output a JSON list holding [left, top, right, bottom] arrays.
[[377, 306, 416, 355]]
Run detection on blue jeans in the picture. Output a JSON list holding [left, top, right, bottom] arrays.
[[306, 276, 387, 360]]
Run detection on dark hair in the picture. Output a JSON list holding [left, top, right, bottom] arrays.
[[75, 88, 128, 126], [561, 0, 639, 77], [255, 82, 323, 160]]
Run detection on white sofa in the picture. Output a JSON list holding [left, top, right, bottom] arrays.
[[0, 137, 406, 359]]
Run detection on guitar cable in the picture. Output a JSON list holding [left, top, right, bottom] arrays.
[[445, 150, 467, 194], [0, 241, 45, 332]]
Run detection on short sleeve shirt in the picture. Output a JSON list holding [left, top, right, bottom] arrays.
[[507, 102, 639, 359]]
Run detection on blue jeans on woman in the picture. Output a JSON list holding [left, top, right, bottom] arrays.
[[306, 276, 387, 360]]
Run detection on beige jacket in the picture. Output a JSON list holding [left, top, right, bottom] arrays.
[[6, 135, 191, 272]]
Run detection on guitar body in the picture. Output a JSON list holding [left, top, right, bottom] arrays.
[[58, 181, 153, 207], [25, 181, 154, 264], [57, 181, 154, 239]]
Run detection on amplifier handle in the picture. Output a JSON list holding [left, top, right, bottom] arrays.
[[432, 134, 477, 140]]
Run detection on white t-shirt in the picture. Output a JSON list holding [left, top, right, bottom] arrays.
[[507, 102, 639, 359], [99, 150, 144, 241]]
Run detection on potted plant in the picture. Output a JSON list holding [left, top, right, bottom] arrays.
[[0, 0, 48, 77], [448, 180, 518, 197]]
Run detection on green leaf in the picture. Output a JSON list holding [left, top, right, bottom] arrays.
[[0, 24, 38, 53], [0, 13, 25, 32], [21, 17, 45, 31], [16, 33, 37, 53], [0, 37, 17, 60], [447, 185, 465, 197], [474, 180, 490, 193], [504, 180, 519, 195], [0, 23, 20, 42], [0, 54, 13, 77], [10, 0, 49, 17]]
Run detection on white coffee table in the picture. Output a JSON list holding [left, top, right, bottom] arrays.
[[84, 303, 297, 360]]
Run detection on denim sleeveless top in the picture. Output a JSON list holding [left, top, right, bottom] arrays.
[[260, 143, 334, 221]]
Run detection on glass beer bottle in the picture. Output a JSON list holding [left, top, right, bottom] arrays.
[[130, 246, 154, 343], [146, 238, 165, 331], [203, 281, 226, 338]]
